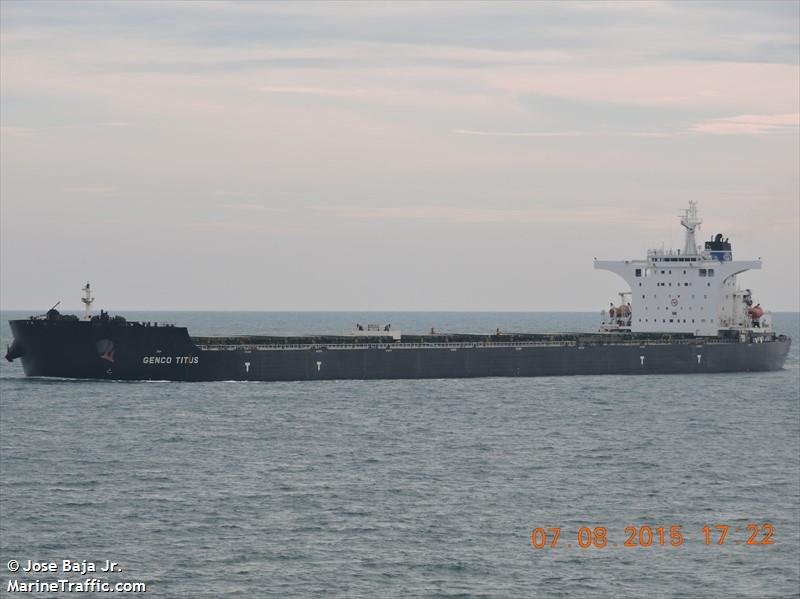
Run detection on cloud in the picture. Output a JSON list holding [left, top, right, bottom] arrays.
[[186, 220, 263, 231], [484, 62, 799, 113], [454, 129, 589, 138], [220, 203, 283, 212], [453, 128, 679, 138], [0, 125, 36, 136], [315, 205, 660, 226], [689, 113, 800, 135], [64, 186, 117, 194], [185, 220, 314, 234], [211, 190, 247, 198], [0, 122, 130, 134], [259, 85, 370, 97]]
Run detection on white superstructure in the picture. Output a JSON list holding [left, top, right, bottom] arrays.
[[595, 203, 771, 337]]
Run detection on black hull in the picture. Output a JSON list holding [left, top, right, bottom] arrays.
[[6, 318, 791, 382]]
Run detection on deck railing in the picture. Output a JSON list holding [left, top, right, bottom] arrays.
[[192, 336, 748, 352]]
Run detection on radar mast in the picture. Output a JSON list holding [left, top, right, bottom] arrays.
[[680, 201, 702, 255], [81, 282, 94, 321]]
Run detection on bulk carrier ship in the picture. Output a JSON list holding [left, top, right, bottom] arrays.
[[5, 203, 791, 381]]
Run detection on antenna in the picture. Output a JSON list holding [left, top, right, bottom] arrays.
[[680, 201, 702, 255], [81, 282, 94, 321]]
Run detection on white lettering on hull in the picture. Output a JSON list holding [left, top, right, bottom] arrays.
[[142, 356, 199, 365]]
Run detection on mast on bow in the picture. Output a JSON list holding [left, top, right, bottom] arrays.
[[81, 282, 94, 321]]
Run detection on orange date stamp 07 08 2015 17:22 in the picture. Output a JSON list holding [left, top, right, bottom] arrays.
[[531, 524, 776, 549]]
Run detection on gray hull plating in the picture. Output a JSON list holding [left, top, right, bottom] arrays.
[[7, 318, 791, 382]]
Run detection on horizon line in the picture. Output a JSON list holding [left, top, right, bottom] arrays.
[[2, 308, 799, 314]]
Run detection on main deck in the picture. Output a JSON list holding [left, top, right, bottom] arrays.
[[189, 331, 764, 352]]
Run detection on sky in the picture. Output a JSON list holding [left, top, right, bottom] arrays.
[[1, 1, 798, 311]]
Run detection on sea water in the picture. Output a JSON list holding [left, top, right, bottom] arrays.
[[1, 311, 798, 598]]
